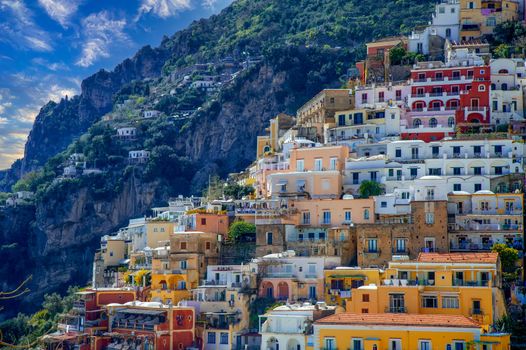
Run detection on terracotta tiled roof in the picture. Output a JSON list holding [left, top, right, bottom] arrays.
[[417, 252, 498, 264], [315, 313, 480, 328]]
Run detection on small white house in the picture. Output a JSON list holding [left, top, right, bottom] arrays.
[[143, 110, 161, 119], [63, 165, 77, 177], [116, 127, 137, 139], [129, 150, 150, 163]]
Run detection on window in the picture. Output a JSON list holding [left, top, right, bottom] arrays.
[[495, 166, 503, 175], [379, 91, 385, 102], [296, 159, 304, 172], [454, 342, 466, 350], [324, 338, 336, 350], [381, 201, 387, 208], [302, 211, 311, 225], [314, 158, 323, 171], [395, 148, 402, 157], [425, 213, 435, 224], [421, 295, 438, 308], [453, 167, 461, 175], [266, 232, 273, 245], [412, 147, 419, 159], [419, 340, 431, 350], [180, 242, 187, 250], [473, 167, 482, 175], [178, 281, 186, 290], [474, 184, 482, 192], [478, 85, 486, 92], [446, 28, 451, 38], [364, 209, 370, 220], [426, 188, 434, 200], [480, 201, 489, 211], [322, 211, 331, 225], [442, 296, 459, 309], [338, 114, 346, 126], [367, 239, 378, 253], [344, 211, 352, 223], [413, 118, 422, 128], [362, 93, 368, 103], [353, 172, 359, 185], [351, 339, 363, 350], [396, 90, 402, 100], [362, 294, 370, 302], [429, 118, 437, 128], [389, 294, 405, 313], [205, 241, 211, 250], [395, 239, 406, 253], [410, 168, 418, 178], [208, 332, 216, 344], [180, 260, 187, 269], [330, 157, 337, 170], [220, 332, 228, 345], [389, 339, 402, 350], [428, 168, 441, 176], [200, 218, 206, 225], [370, 171, 377, 181]]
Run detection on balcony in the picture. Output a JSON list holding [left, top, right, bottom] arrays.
[[449, 223, 523, 232], [469, 308, 484, 315], [454, 279, 490, 287], [450, 243, 493, 251], [385, 306, 407, 313], [265, 272, 297, 278]]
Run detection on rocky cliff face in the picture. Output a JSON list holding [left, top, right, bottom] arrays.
[[0, 175, 161, 321], [17, 46, 169, 178]]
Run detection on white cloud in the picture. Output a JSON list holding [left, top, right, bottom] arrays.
[[202, 0, 219, 9], [137, 0, 192, 19], [32, 58, 69, 71], [37, 0, 80, 28], [0, 0, 53, 52], [76, 11, 129, 67]]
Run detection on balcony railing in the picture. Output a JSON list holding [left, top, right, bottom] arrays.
[[470, 308, 484, 315], [385, 306, 407, 313], [454, 279, 490, 287]]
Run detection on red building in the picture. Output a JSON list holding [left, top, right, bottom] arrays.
[[407, 62, 491, 135], [43, 289, 136, 350], [98, 303, 196, 350]]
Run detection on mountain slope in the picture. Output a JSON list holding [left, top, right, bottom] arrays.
[[0, 0, 436, 319]]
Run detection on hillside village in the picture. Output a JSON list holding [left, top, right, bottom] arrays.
[[9, 0, 526, 350]]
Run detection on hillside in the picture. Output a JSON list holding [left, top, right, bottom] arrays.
[[0, 0, 436, 320]]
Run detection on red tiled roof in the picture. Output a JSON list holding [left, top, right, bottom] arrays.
[[315, 313, 480, 328], [417, 252, 498, 264]]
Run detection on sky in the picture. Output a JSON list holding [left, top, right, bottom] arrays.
[[0, 0, 232, 170]]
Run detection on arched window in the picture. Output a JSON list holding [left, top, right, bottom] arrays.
[[413, 119, 422, 128], [491, 83, 496, 90], [478, 85, 486, 92], [430, 118, 437, 128], [448, 117, 455, 127], [498, 69, 509, 74]]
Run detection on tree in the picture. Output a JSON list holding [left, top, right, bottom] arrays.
[[389, 46, 406, 65], [228, 221, 256, 242], [493, 44, 511, 58], [358, 180, 383, 198], [223, 183, 255, 199], [492, 243, 519, 274]]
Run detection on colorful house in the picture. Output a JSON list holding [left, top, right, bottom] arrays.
[[313, 313, 510, 350]]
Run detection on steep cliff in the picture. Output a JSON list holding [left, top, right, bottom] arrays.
[[0, 0, 438, 318]]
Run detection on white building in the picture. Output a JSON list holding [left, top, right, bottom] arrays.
[[448, 191, 523, 252], [490, 58, 525, 125], [116, 127, 137, 139], [143, 110, 161, 119], [408, 0, 460, 56], [259, 302, 336, 350], [128, 150, 151, 163], [354, 83, 410, 110]]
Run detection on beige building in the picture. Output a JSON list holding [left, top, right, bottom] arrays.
[[460, 0, 520, 40], [146, 220, 174, 248]]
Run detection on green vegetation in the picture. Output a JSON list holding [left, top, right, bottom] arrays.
[[492, 243, 520, 281], [248, 297, 283, 329], [389, 46, 425, 65], [358, 180, 383, 198], [228, 221, 256, 242], [491, 21, 526, 57], [0, 286, 79, 346], [223, 183, 254, 200]]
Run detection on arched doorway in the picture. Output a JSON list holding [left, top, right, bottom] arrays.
[[267, 337, 279, 350], [277, 282, 289, 300], [262, 281, 274, 298], [287, 338, 300, 350]]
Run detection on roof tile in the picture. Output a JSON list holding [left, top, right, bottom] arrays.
[[315, 313, 480, 328]]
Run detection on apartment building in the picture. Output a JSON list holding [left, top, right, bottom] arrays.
[[448, 191, 523, 252], [490, 58, 525, 126], [314, 313, 510, 350], [460, 0, 520, 40]]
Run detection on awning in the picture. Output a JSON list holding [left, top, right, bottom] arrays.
[[116, 308, 166, 316]]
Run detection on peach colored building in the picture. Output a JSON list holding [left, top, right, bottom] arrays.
[[267, 171, 342, 200], [289, 145, 349, 173], [290, 198, 375, 226], [190, 212, 230, 236]]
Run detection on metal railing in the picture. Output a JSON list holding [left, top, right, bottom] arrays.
[[385, 306, 407, 313]]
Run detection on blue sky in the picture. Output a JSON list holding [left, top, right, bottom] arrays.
[[0, 0, 232, 169]]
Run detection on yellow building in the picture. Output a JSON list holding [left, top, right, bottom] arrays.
[[336, 253, 506, 328], [313, 313, 510, 350], [256, 113, 295, 158], [460, 0, 519, 40], [149, 246, 191, 304], [101, 238, 127, 267], [145, 219, 174, 248], [324, 268, 381, 308]]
